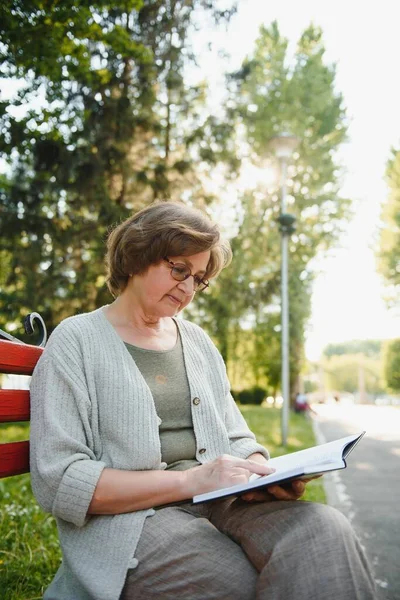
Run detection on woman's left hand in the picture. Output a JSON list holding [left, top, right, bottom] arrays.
[[242, 479, 306, 503]]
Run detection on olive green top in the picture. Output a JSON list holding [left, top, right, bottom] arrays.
[[124, 333, 199, 471]]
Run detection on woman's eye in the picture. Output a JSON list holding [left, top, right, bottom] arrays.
[[174, 265, 189, 276]]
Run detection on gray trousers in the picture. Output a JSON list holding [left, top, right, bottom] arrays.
[[121, 498, 377, 600]]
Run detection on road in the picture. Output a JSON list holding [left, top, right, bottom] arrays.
[[312, 403, 400, 600]]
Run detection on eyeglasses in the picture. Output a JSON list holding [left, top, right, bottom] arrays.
[[163, 257, 209, 292]]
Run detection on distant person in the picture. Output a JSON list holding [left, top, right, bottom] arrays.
[[295, 392, 317, 415], [29, 202, 376, 599], [294, 392, 308, 412]]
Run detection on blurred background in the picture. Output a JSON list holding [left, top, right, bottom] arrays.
[[1, 0, 400, 408]]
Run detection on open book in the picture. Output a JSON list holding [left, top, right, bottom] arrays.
[[193, 431, 365, 504]]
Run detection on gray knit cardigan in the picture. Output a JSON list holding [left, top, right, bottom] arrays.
[[29, 307, 268, 600]]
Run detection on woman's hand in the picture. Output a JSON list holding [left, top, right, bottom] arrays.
[[268, 480, 307, 500], [241, 480, 305, 502], [184, 454, 276, 497], [241, 479, 306, 503], [242, 474, 323, 503]]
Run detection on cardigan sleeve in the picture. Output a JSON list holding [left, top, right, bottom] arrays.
[[30, 332, 106, 528]]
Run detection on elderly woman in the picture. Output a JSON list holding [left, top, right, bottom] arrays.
[[30, 201, 376, 600]]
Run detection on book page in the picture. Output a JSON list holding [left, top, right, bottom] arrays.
[[249, 432, 363, 482]]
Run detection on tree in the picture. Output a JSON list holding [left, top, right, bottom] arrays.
[[378, 148, 400, 300], [320, 354, 385, 397], [0, 0, 237, 335], [324, 340, 382, 359], [383, 338, 400, 392], [190, 22, 349, 392]]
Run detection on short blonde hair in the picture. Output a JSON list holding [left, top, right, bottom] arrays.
[[105, 201, 232, 297]]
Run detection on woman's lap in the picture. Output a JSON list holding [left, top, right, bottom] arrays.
[[120, 502, 257, 600], [209, 498, 377, 599], [121, 499, 377, 600]]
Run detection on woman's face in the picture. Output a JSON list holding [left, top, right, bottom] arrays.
[[128, 250, 211, 317]]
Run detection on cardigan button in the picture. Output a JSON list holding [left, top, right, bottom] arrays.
[[193, 397, 200, 405], [199, 448, 206, 454]]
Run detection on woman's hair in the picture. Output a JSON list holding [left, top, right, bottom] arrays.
[[105, 201, 232, 297]]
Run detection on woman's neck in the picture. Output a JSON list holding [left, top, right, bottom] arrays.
[[104, 297, 176, 350]]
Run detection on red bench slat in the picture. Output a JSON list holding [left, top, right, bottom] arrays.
[[0, 339, 41, 477], [0, 339, 43, 375], [0, 440, 30, 478], [0, 390, 30, 422]]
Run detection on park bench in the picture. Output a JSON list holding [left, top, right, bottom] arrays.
[[0, 313, 47, 479]]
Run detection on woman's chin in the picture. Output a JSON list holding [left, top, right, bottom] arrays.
[[157, 304, 181, 318], [164, 295, 185, 312]]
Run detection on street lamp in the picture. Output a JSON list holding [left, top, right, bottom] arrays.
[[269, 132, 299, 446]]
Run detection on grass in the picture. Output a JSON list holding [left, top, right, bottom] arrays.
[[240, 405, 326, 504], [0, 424, 62, 600], [0, 407, 325, 599]]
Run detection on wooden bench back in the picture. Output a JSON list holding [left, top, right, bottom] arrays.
[[0, 340, 43, 478]]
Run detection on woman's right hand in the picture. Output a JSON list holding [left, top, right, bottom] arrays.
[[183, 454, 275, 497], [87, 456, 275, 515]]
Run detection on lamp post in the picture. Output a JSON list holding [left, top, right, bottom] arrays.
[[269, 132, 299, 447]]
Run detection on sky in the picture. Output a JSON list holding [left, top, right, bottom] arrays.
[[194, 0, 400, 360]]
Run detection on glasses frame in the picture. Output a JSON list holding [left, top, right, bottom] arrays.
[[163, 257, 209, 292]]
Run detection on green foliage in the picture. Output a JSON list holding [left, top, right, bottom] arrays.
[[191, 21, 349, 394], [320, 353, 385, 396], [324, 339, 382, 359], [232, 386, 267, 405], [383, 338, 400, 391], [318, 339, 390, 396], [0, 0, 237, 334], [1, 10, 350, 400], [303, 379, 318, 394], [378, 148, 400, 300]]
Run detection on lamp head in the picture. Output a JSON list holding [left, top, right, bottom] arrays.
[[277, 212, 296, 235], [269, 132, 299, 159]]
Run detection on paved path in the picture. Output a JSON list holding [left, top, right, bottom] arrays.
[[311, 404, 400, 600]]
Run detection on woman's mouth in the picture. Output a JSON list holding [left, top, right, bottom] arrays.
[[167, 294, 181, 305]]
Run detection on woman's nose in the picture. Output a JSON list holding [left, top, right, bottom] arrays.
[[177, 276, 195, 295]]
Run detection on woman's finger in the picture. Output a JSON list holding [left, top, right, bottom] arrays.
[[292, 480, 306, 496], [267, 481, 305, 501], [244, 459, 276, 476], [241, 490, 275, 503]]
